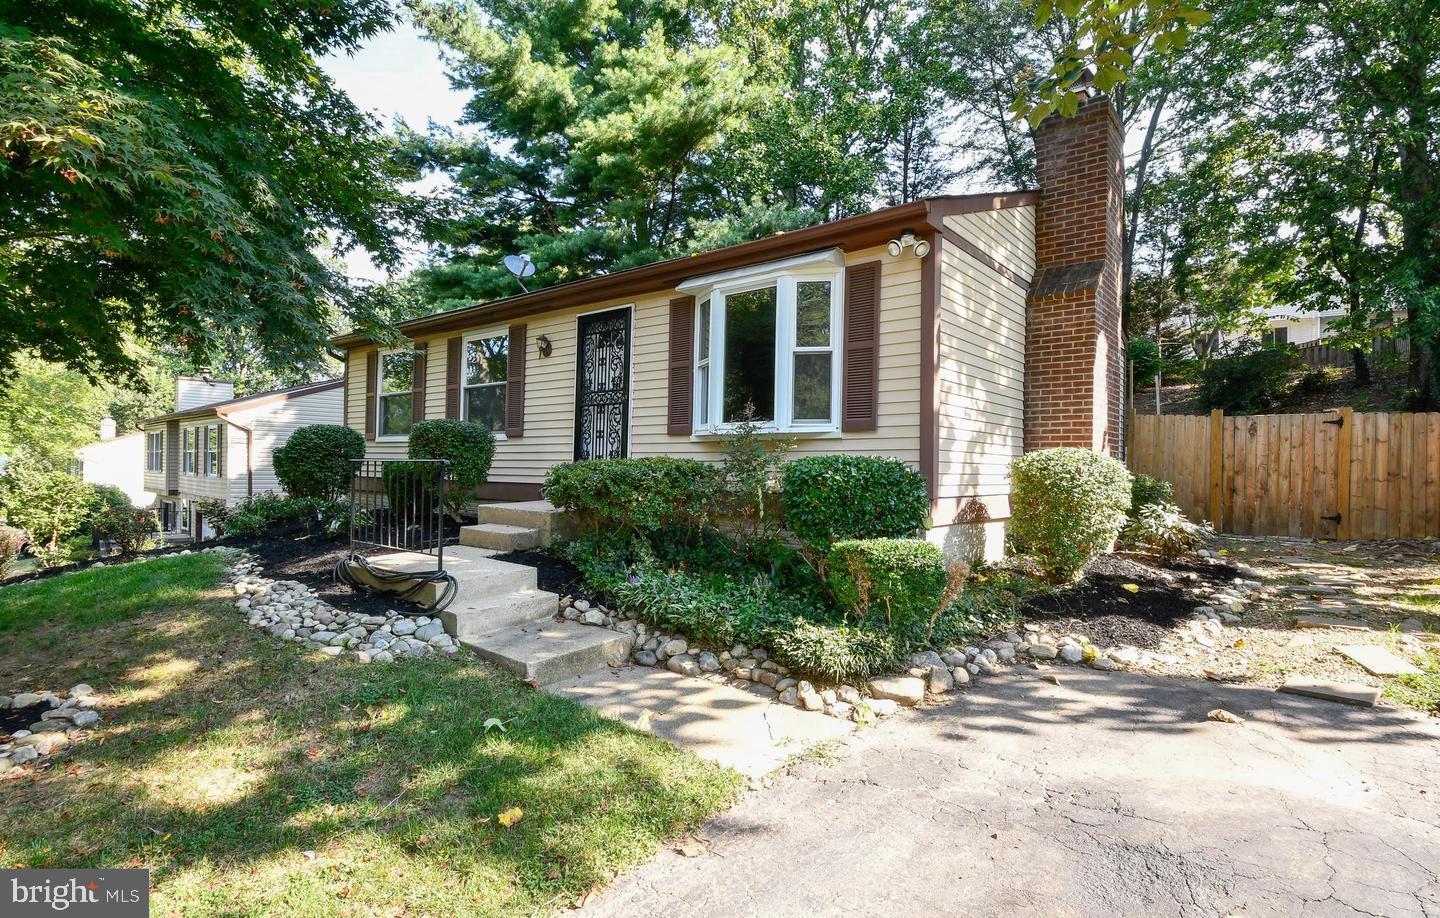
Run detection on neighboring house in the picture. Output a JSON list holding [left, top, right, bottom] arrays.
[[1258, 304, 1408, 351], [140, 376, 343, 540], [75, 417, 154, 507], [332, 93, 1126, 562]]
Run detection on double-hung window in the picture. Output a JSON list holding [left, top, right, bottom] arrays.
[[204, 423, 220, 476], [376, 349, 414, 438], [683, 250, 843, 433], [463, 333, 508, 433], [146, 432, 164, 471], [182, 427, 196, 474]]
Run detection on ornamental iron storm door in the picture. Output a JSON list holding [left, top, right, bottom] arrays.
[[574, 308, 631, 459]]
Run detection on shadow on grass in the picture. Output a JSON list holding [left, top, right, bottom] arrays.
[[0, 559, 740, 916]]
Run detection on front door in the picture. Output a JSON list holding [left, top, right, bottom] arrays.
[[574, 308, 631, 459]]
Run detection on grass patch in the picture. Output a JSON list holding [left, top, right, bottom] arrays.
[[1384, 651, 1440, 716], [0, 553, 741, 916]]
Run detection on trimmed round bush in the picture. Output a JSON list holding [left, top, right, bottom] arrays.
[[274, 424, 365, 501], [545, 457, 723, 538], [781, 455, 929, 551], [1009, 447, 1132, 584], [409, 420, 496, 513], [828, 538, 946, 629]]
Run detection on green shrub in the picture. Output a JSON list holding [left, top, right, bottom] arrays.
[[765, 619, 899, 683], [1009, 447, 1132, 584], [1131, 473, 1174, 518], [927, 568, 1040, 649], [92, 504, 158, 554], [1127, 335, 1161, 389], [273, 424, 366, 501], [0, 455, 95, 555], [607, 563, 806, 649], [0, 525, 24, 578], [1198, 341, 1298, 413], [545, 457, 723, 541], [1123, 502, 1214, 561], [88, 483, 133, 520], [827, 538, 946, 629], [204, 493, 353, 538], [781, 455, 929, 551], [408, 419, 496, 517]]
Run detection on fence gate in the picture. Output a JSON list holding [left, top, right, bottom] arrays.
[[1129, 409, 1440, 540]]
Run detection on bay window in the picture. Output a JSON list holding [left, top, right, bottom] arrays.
[[463, 333, 508, 433], [682, 250, 843, 433], [377, 349, 414, 438]]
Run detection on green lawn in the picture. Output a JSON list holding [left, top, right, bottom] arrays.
[[0, 553, 740, 916]]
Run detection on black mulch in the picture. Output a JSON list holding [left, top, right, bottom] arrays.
[[229, 534, 431, 618], [490, 548, 586, 598], [1021, 552, 1240, 649], [0, 701, 56, 737]]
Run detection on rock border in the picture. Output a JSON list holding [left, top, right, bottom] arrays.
[[0, 683, 102, 778]]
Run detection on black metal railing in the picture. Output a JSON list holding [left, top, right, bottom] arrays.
[[348, 458, 449, 572]]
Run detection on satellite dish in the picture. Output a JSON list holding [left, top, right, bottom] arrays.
[[504, 254, 536, 278]]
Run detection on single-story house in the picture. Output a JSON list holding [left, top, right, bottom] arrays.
[[74, 417, 155, 507], [331, 93, 1126, 561], [140, 376, 343, 540]]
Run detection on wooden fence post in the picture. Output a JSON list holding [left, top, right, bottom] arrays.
[[1336, 407, 1353, 540], [1209, 408, 1223, 527]]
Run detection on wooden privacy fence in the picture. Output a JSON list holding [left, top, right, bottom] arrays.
[[1128, 409, 1440, 540]]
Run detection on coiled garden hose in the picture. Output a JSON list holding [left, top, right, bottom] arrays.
[[333, 553, 458, 614]]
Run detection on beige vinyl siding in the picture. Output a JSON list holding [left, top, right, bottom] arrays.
[[931, 208, 1034, 561], [173, 420, 229, 501], [225, 386, 345, 500], [349, 245, 924, 481]]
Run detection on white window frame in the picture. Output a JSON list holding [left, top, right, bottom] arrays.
[[375, 348, 415, 441], [461, 329, 510, 439], [204, 423, 220, 477], [146, 431, 164, 471], [182, 427, 196, 475], [679, 250, 844, 435]]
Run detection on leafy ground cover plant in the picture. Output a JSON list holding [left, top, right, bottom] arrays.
[[1123, 502, 1214, 561]]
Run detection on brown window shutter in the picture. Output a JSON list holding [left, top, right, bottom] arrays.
[[364, 350, 378, 440], [446, 336, 462, 419], [411, 343, 428, 423], [506, 323, 526, 437], [667, 295, 695, 435], [842, 261, 881, 431]]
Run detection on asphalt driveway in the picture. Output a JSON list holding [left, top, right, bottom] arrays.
[[583, 667, 1440, 917]]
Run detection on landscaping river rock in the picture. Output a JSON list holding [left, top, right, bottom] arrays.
[[0, 683, 102, 777]]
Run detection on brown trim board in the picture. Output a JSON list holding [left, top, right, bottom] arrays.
[[919, 232, 941, 507], [332, 192, 1039, 348], [930, 221, 1031, 291]]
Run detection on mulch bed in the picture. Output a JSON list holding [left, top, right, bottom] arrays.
[[0, 703, 52, 736], [229, 533, 432, 618], [1021, 552, 1240, 649], [490, 548, 586, 597]]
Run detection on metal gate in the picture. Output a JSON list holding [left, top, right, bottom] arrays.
[[574, 307, 631, 460]]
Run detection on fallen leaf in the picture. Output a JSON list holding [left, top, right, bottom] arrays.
[[1232, 638, 1246, 648], [301, 850, 316, 861], [1121, 583, 1140, 593], [1218, 549, 1229, 556], [634, 711, 652, 732], [482, 717, 507, 734], [674, 836, 708, 858], [1042, 674, 1061, 685], [1208, 709, 1245, 725], [498, 807, 523, 828]]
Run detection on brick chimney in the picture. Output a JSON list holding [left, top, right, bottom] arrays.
[[1025, 92, 1125, 454]]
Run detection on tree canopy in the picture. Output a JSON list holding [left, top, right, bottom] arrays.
[[0, 0, 419, 388]]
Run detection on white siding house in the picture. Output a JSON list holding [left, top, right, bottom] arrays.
[[140, 378, 343, 539]]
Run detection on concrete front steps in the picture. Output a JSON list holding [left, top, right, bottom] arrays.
[[459, 499, 568, 551], [354, 542, 623, 685]]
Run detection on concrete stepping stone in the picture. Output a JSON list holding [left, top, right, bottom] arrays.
[[1279, 677, 1382, 707], [1294, 615, 1373, 631], [1337, 645, 1422, 677]]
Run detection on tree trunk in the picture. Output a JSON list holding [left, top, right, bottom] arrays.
[[1122, 86, 1170, 317], [1352, 349, 1371, 387]]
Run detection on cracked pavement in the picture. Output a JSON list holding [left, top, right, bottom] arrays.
[[582, 667, 1440, 917]]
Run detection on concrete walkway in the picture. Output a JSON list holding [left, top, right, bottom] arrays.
[[583, 666, 1440, 917], [552, 665, 854, 778]]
